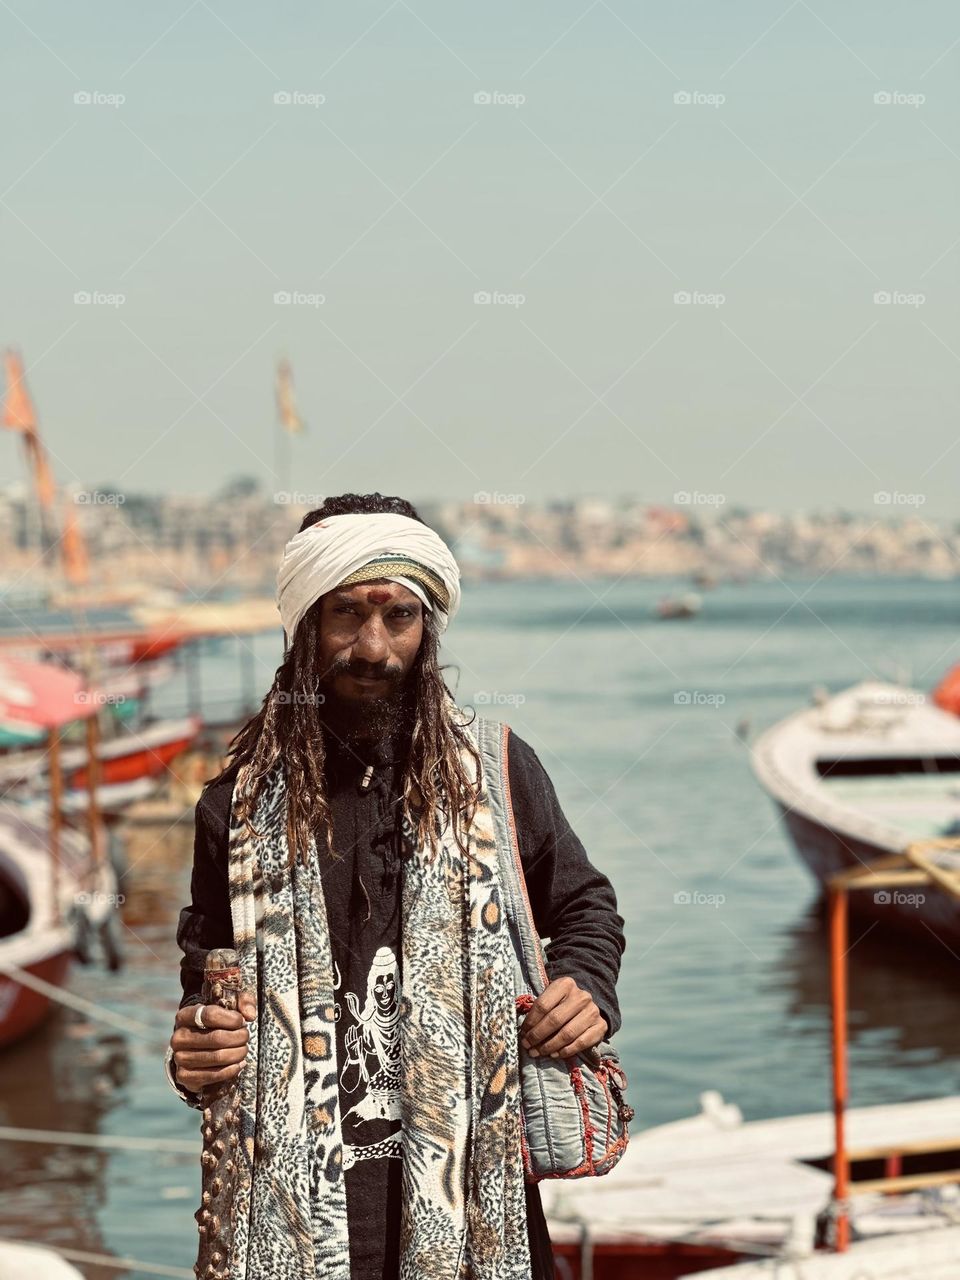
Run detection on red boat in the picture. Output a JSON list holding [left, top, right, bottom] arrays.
[[0, 654, 124, 1047], [60, 715, 202, 788], [0, 803, 116, 1047]]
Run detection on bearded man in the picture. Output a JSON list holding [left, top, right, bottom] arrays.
[[166, 492, 626, 1280]]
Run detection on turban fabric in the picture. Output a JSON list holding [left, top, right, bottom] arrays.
[[276, 512, 461, 644]]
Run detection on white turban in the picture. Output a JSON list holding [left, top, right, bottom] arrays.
[[276, 512, 461, 644]]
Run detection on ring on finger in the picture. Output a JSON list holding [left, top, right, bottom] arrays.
[[194, 1003, 207, 1031]]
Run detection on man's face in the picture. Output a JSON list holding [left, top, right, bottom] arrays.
[[318, 580, 424, 704]]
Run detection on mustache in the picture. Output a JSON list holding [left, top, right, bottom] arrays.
[[325, 655, 405, 684]]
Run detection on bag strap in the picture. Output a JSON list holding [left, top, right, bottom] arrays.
[[474, 716, 549, 997]]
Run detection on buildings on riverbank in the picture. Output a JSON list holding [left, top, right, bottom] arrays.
[[0, 482, 955, 593]]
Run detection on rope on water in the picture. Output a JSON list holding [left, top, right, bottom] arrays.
[[0, 1238, 193, 1278], [0, 1124, 194, 1155], [0, 963, 159, 1041]]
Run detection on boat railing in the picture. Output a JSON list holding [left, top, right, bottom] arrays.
[[826, 836, 960, 1250]]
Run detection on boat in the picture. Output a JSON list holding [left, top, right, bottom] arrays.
[[542, 1090, 960, 1277], [750, 680, 960, 942], [59, 714, 202, 788], [704, 1224, 960, 1277], [0, 1240, 84, 1279], [0, 655, 125, 1046], [0, 802, 116, 1047], [656, 592, 703, 620], [0, 715, 200, 809]]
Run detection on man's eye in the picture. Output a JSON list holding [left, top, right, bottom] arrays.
[[335, 604, 356, 614], [391, 609, 412, 619]]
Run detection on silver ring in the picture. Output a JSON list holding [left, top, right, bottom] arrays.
[[194, 1003, 207, 1030]]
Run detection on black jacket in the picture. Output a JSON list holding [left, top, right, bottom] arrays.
[[174, 724, 625, 1279]]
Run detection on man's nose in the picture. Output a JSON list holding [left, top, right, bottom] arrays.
[[352, 615, 389, 663]]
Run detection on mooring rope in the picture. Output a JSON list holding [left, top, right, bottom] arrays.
[[0, 963, 160, 1040], [0, 1124, 194, 1155]]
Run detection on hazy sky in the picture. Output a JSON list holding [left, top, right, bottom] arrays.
[[2, 2, 958, 516]]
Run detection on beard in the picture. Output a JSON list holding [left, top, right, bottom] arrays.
[[316, 654, 414, 746]]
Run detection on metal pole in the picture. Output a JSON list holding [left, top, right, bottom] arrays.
[[48, 727, 62, 925], [828, 883, 850, 1251], [84, 710, 104, 888]]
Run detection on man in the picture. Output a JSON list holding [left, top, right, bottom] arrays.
[[167, 493, 625, 1280]]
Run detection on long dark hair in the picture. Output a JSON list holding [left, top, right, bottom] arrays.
[[213, 493, 481, 865]]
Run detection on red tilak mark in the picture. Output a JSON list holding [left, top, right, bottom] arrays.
[[366, 589, 392, 604]]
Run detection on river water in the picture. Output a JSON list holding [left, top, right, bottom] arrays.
[[1, 575, 958, 1277]]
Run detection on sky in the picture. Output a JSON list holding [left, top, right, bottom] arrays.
[[2, 2, 958, 516]]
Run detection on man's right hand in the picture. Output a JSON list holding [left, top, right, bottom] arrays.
[[169, 993, 256, 1093]]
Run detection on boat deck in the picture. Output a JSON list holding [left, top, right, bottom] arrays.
[[822, 773, 960, 841]]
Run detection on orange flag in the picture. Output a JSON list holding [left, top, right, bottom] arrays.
[[3, 349, 37, 433], [276, 358, 305, 434], [61, 499, 90, 584]]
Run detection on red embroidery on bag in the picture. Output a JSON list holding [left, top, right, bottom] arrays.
[[515, 992, 630, 1182]]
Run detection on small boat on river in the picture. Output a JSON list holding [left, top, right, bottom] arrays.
[[750, 680, 960, 944]]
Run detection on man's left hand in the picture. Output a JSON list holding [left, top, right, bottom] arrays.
[[519, 975, 608, 1060]]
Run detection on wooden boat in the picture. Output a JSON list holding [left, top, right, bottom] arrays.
[[542, 1090, 960, 1277], [705, 1224, 960, 1277], [1, 716, 201, 795], [656, 592, 703, 620], [0, 802, 117, 1047], [59, 714, 202, 788], [750, 680, 960, 943], [0, 655, 125, 1047]]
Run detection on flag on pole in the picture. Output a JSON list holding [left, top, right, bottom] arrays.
[[3, 349, 37, 433], [276, 358, 305, 434]]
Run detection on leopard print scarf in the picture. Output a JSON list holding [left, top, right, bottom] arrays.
[[225, 724, 531, 1279]]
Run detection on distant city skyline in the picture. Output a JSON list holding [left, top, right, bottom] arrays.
[[2, 4, 958, 517]]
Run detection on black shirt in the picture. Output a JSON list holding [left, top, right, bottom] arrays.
[[175, 725, 625, 1280]]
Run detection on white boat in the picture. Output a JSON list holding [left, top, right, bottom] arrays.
[[750, 680, 960, 942], [541, 1089, 960, 1276], [705, 1224, 960, 1277], [0, 1239, 85, 1278]]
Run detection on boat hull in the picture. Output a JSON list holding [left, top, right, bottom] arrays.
[[551, 1239, 746, 1278], [0, 947, 72, 1047], [777, 801, 960, 944]]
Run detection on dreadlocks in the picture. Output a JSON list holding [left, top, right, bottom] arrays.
[[212, 493, 482, 867]]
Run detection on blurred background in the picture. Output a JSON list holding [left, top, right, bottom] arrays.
[[1, 3, 959, 1278]]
